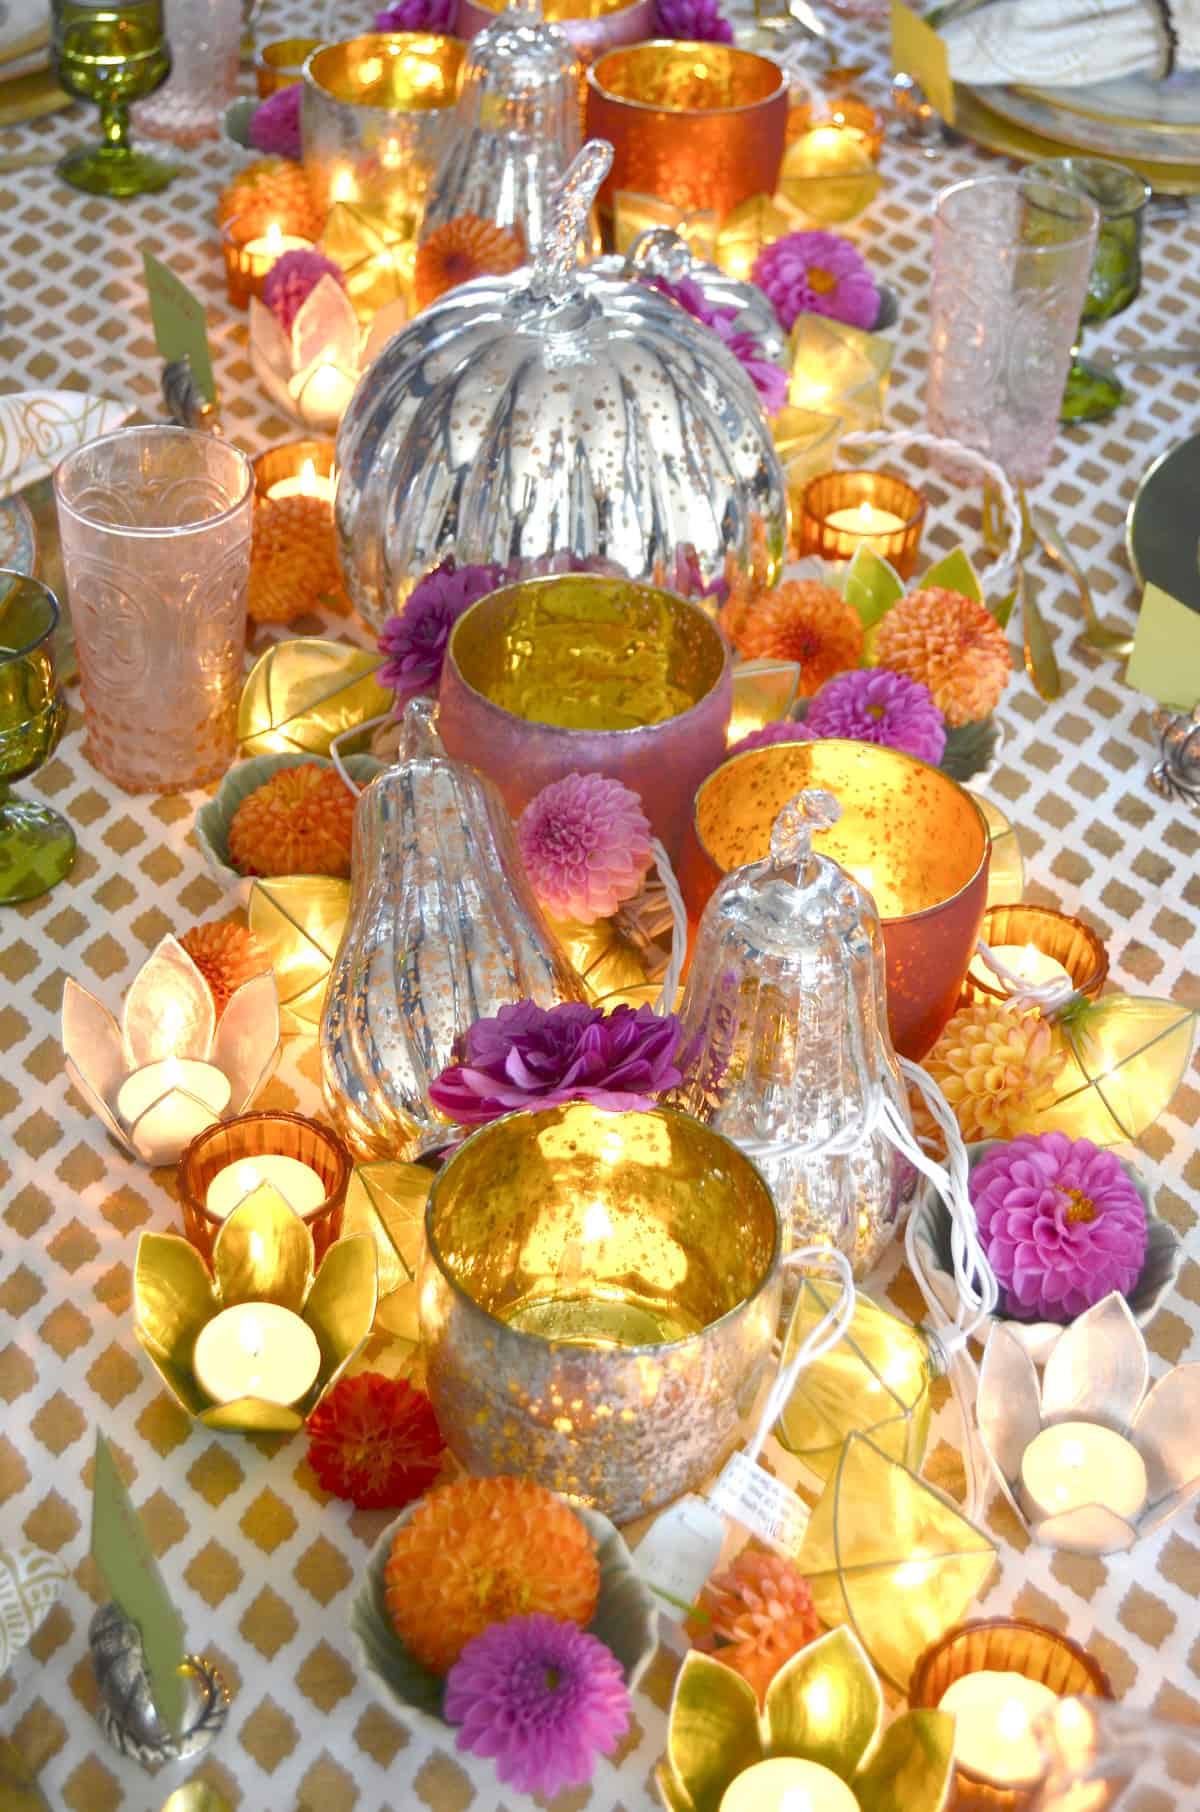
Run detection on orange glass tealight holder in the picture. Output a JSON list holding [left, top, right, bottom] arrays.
[[221, 215, 314, 309], [255, 36, 323, 97], [178, 1110, 352, 1265], [909, 1618, 1113, 1812], [797, 469, 927, 577], [787, 94, 885, 161], [963, 903, 1109, 1007], [251, 439, 338, 506]]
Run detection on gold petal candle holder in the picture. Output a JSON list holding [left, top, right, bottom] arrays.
[[787, 315, 893, 426], [420, 1102, 782, 1523], [177, 1111, 352, 1266], [978, 797, 1025, 909], [344, 1159, 430, 1341], [246, 876, 350, 1031], [1045, 992, 1197, 1144], [797, 469, 928, 577]]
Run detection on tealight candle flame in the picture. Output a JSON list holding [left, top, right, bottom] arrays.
[[997, 1699, 1031, 1743], [781, 1793, 814, 1812], [1061, 1439, 1086, 1468], [265, 222, 283, 255], [583, 1201, 614, 1242], [236, 1163, 262, 1195], [238, 1314, 265, 1360], [161, 1056, 183, 1091], [299, 458, 317, 497]]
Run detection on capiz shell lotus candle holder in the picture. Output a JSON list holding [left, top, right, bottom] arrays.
[[249, 278, 398, 435], [977, 1292, 1200, 1555], [420, 1102, 782, 1524], [133, 1186, 377, 1433], [62, 935, 279, 1167]]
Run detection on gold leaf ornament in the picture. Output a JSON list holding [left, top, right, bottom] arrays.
[[237, 638, 392, 758], [246, 875, 349, 1031]]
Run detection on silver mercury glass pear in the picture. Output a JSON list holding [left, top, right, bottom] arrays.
[[671, 788, 917, 1280]]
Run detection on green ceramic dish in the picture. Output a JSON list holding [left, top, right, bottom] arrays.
[[193, 751, 384, 900]]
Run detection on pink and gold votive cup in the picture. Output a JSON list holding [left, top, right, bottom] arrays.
[[585, 40, 788, 222], [177, 1110, 352, 1266], [796, 469, 927, 577], [255, 36, 324, 97]]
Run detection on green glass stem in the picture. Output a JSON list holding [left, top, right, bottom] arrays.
[[1060, 336, 1125, 424], [99, 95, 132, 155], [0, 783, 77, 905]]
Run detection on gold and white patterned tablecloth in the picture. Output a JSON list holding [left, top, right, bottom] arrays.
[[1, 5, 1199, 1809]]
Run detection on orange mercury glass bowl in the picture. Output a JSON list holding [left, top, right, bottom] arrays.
[[585, 41, 788, 222], [679, 739, 990, 1060]]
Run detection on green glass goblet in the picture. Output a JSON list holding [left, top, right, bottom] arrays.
[[1029, 155, 1150, 424], [0, 574, 76, 905], [51, 0, 178, 198]]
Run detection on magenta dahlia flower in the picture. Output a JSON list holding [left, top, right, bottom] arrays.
[[445, 1613, 631, 1798], [519, 772, 653, 924], [726, 718, 816, 759], [970, 1132, 1148, 1324], [376, 0, 456, 28], [751, 231, 880, 333], [429, 999, 683, 1126], [656, 0, 733, 39], [665, 541, 728, 605], [643, 274, 788, 415], [805, 668, 946, 765], [377, 559, 507, 703], [248, 84, 302, 160], [261, 250, 346, 334]]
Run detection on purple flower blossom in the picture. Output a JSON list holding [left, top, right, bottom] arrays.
[[643, 274, 787, 414], [666, 542, 728, 605], [444, 1614, 631, 1799], [429, 999, 683, 1126], [656, 0, 733, 38], [261, 250, 346, 334], [970, 1131, 1148, 1324], [376, 0, 456, 29], [752, 231, 880, 333], [519, 772, 653, 925], [726, 718, 816, 760], [377, 559, 507, 703], [805, 668, 946, 765], [248, 84, 302, 160]]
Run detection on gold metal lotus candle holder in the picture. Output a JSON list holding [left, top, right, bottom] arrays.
[[238, 637, 391, 758], [1044, 992, 1197, 1145], [133, 1186, 377, 1434], [786, 316, 893, 425], [62, 935, 279, 1168], [658, 1627, 954, 1812], [247, 876, 350, 1032], [420, 1102, 782, 1524], [978, 797, 1025, 909], [977, 1293, 1200, 1555]]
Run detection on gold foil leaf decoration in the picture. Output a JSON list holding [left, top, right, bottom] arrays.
[[238, 638, 392, 758], [714, 191, 796, 281], [211, 1184, 314, 1312], [300, 1232, 379, 1381], [247, 875, 349, 1032], [1049, 994, 1198, 1144], [134, 1233, 217, 1368], [344, 1160, 429, 1339]]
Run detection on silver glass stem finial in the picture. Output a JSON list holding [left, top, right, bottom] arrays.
[[530, 138, 613, 304]]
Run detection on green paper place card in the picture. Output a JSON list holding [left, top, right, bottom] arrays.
[[91, 1431, 187, 1736], [891, 0, 955, 124], [1126, 582, 1200, 710], [141, 249, 216, 405]]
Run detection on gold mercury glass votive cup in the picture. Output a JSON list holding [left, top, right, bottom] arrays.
[[419, 1101, 782, 1524]]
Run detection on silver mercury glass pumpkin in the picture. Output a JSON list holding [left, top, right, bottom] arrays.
[[335, 140, 788, 629], [606, 225, 789, 366], [671, 788, 917, 1281]]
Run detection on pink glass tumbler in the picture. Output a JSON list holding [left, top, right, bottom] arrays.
[[54, 427, 254, 793], [437, 573, 732, 856]]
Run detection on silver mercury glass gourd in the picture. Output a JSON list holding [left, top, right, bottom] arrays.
[[334, 140, 788, 629]]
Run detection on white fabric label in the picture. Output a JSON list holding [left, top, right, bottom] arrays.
[[708, 1450, 811, 1556], [633, 1494, 727, 1619]]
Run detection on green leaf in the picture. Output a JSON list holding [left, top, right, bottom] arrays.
[[991, 584, 1018, 630], [764, 1626, 882, 1780], [844, 548, 904, 629], [854, 1709, 955, 1812], [939, 715, 998, 782], [666, 1652, 763, 1812], [921, 547, 982, 603]]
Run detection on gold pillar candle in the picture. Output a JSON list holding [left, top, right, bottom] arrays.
[[420, 1102, 782, 1523], [255, 37, 323, 97], [963, 903, 1108, 1007], [797, 469, 927, 576]]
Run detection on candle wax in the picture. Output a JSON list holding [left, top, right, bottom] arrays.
[[294, 361, 357, 426], [242, 223, 311, 277], [719, 1756, 860, 1812], [968, 942, 1073, 992], [204, 1154, 327, 1220], [266, 457, 336, 504], [939, 1670, 1059, 1786], [1019, 1421, 1148, 1525], [192, 1302, 321, 1407], [824, 502, 907, 534], [115, 1057, 231, 1128]]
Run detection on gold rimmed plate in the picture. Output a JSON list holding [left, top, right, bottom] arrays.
[[976, 74, 1200, 164], [0, 66, 70, 128], [952, 84, 1200, 195], [1126, 433, 1200, 612]]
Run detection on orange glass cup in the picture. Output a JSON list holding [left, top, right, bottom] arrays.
[[679, 739, 990, 1060], [177, 1111, 352, 1266], [585, 41, 788, 222], [797, 470, 927, 577], [963, 903, 1109, 1007]]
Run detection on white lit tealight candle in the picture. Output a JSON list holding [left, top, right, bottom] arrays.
[[719, 1757, 860, 1812], [116, 1057, 231, 1132], [823, 499, 906, 536], [204, 1155, 327, 1221], [1019, 1422, 1148, 1526], [192, 1302, 322, 1407], [293, 361, 357, 424], [968, 942, 1073, 993], [265, 457, 336, 505], [243, 220, 311, 279], [940, 1670, 1059, 1786]]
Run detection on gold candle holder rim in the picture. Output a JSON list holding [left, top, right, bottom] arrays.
[[178, 1109, 353, 1246], [53, 427, 253, 539], [424, 1103, 783, 1356], [586, 40, 789, 116], [800, 468, 929, 534], [970, 903, 1109, 1004], [445, 571, 732, 740], [692, 737, 991, 929], [303, 33, 467, 111], [256, 34, 326, 68], [251, 438, 339, 499], [472, 0, 648, 18]]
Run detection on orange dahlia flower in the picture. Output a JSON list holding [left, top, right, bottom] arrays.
[[248, 494, 350, 624], [179, 921, 268, 1013], [227, 763, 356, 879], [383, 1475, 600, 1674], [216, 157, 322, 242], [690, 1544, 821, 1703], [917, 1000, 1068, 1146], [873, 586, 1011, 728], [413, 214, 525, 310], [720, 580, 864, 695]]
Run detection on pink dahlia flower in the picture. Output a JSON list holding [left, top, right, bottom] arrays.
[[643, 274, 788, 415], [261, 249, 346, 333], [656, 0, 733, 40], [726, 718, 816, 760], [751, 231, 880, 333], [518, 771, 653, 924], [805, 668, 946, 765], [376, 0, 456, 27], [248, 84, 301, 160], [970, 1131, 1148, 1323]]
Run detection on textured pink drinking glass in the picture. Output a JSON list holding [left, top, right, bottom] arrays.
[[133, 0, 243, 143], [927, 174, 1099, 485], [437, 573, 732, 856], [54, 427, 253, 793]]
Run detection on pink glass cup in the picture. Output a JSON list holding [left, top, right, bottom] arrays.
[[54, 427, 254, 794], [437, 572, 732, 856]]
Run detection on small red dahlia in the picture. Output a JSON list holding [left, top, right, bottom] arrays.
[[306, 1373, 445, 1510]]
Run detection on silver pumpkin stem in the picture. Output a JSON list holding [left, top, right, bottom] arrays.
[[623, 226, 693, 285], [530, 139, 613, 304], [769, 788, 840, 867]]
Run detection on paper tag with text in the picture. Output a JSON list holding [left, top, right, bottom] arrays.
[[891, 0, 955, 124], [1126, 582, 1200, 711], [141, 248, 216, 404], [633, 1494, 726, 1620], [91, 1431, 187, 1735], [708, 1450, 811, 1557]]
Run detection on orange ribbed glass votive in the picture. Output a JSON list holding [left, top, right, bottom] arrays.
[[585, 41, 788, 221], [251, 439, 338, 502], [178, 1111, 352, 1265], [221, 213, 314, 308], [797, 469, 927, 577], [909, 1618, 1113, 1812], [787, 94, 885, 160], [255, 37, 323, 96], [963, 904, 1109, 1007], [679, 739, 989, 1059]]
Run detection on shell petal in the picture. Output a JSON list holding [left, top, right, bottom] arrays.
[[1031, 1504, 1138, 1555], [977, 1322, 1043, 1490], [121, 934, 215, 1066], [1041, 1292, 1148, 1432], [1132, 1363, 1200, 1504]]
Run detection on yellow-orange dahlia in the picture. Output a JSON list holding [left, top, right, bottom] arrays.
[[690, 1544, 821, 1703], [413, 214, 525, 311], [248, 495, 351, 624], [227, 764, 356, 879], [873, 586, 1011, 728], [719, 580, 864, 696], [917, 1000, 1068, 1146], [383, 1476, 600, 1674], [216, 157, 323, 242], [179, 921, 268, 1013]]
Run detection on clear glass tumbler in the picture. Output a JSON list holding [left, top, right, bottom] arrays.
[[133, 0, 242, 143], [54, 427, 253, 793], [927, 174, 1099, 485]]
